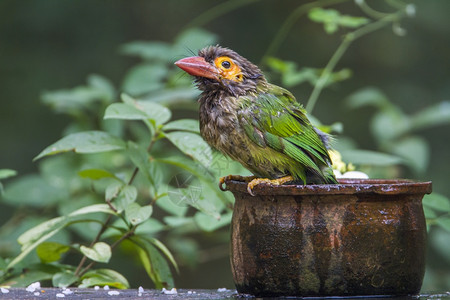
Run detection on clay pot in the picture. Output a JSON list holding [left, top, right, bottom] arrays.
[[226, 179, 432, 297]]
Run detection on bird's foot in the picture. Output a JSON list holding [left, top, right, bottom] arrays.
[[247, 175, 294, 196], [219, 175, 256, 191]]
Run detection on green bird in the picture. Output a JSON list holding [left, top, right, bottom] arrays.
[[175, 46, 337, 195]]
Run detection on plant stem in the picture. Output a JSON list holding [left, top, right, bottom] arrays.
[[127, 129, 159, 186], [75, 130, 160, 278], [74, 215, 112, 276], [305, 10, 405, 114], [262, 0, 347, 62], [78, 225, 137, 277]]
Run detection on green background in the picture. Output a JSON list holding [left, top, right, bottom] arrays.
[[1, 0, 449, 290]]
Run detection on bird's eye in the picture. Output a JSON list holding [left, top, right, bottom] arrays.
[[221, 61, 231, 69]]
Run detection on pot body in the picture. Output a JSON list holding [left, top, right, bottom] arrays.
[[228, 179, 431, 297]]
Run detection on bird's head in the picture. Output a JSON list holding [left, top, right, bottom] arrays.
[[175, 45, 265, 96]]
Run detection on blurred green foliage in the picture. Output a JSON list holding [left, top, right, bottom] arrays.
[[0, 0, 449, 292]]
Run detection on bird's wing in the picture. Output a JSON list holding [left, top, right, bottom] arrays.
[[238, 84, 332, 182]]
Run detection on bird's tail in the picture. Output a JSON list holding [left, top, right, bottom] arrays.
[[305, 165, 338, 184]]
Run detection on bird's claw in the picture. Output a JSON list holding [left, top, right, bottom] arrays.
[[219, 176, 230, 191], [246, 175, 294, 196], [219, 175, 256, 192]]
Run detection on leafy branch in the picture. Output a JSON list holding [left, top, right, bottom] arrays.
[[306, 3, 411, 113]]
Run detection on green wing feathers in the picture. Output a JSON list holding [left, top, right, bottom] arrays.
[[238, 84, 337, 184]]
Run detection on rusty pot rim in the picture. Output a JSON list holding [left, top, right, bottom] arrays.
[[225, 178, 432, 196]]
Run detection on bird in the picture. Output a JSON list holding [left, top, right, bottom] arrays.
[[175, 45, 338, 195]]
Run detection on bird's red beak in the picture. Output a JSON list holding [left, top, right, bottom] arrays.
[[175, 56, 218, 80]]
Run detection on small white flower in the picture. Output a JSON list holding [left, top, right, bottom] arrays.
[[56, 293, 65, 298], [34, 292, 40, 296], [1, 288, 9, 294], [406, 4, 416, 17], [393, 23, 407, 36], [217, 288, 227, 292], [62, 288, 73, 295], [103, 285, 110, 290], [94, 286, 100, 290], [108, 291, 120, 296]]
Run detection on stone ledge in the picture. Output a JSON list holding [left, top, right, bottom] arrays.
[[0, 288, 449, 299]]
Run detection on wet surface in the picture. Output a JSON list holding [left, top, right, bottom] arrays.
[[0, 288, 449, 299], [0, 288, 237, 299], [224, 179, 432, 196]]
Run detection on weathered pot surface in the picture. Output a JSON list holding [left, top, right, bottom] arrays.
[[227, 179, 432, 297]]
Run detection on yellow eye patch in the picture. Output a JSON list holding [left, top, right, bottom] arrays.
[[214, 56, 243, 82]]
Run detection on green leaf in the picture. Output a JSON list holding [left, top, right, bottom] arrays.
[[163, 216, 193, 227], [111, 94, 172, 126], [346, 87, 390, 110], [132, 237, 174, 289], [435, 217, 450, 233], [105, 181, 123, 201], [104, 103, 150, 120], [8, 204, 115, 269], [8, 222, 66, 269], [127, 141, 162, 192], [141, 87, 200, 104], [163, 119, 200, 133], [135, 218, 165, 235], [36, 242, 70, 263], [168, 182, 222, 219], [125, 203, 153, 225], [80, 242, 112, 263], [157, 156, 231, 206], [423, 193, 450, 212], [308, 8, 368, 34], [69, 203, 116, 217], [157, 195, 189, 217], [114, 185, 138, 212], [7, 263, 63, 287], [133, 100, 171, 126], [3, 174, 66, 207], [41, 86, 106, 114], [79, 268, 129, 289], [194, 211, 233, 232], [122, 63, 168, 95], [119, 41, 174, 62], [423, 206, 437, 219], [0, 169, 17, 180], [147, 237, 179, 273], [340, 149, 404, 166], [338, 14, 370, 28], [165, 131, 213, 168], [78, 169, 119, 180], [52, 272, 79, 288], [371, 108, 410, 142], [410, 101, 450, 131], [430, 229, 450, 264], [87, 74, 115, 102], [17, 216, 66, 247], [387, 136, 429, 174], [34, 131, 126, 161], [266, 57, 350, 88]]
